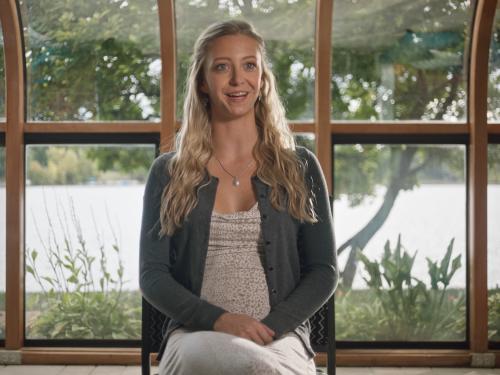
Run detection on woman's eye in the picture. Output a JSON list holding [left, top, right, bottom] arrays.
[[245, 62, 257, 70], [215, 64, 228, 71]]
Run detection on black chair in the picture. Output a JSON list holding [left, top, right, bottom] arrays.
[[141, 294, 335, 375]]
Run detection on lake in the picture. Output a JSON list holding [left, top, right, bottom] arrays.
[[0, 183, 499, 292]]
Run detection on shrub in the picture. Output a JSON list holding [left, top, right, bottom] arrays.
[[336, 235, 465, 341], [489, 288, 500, 341], [26, 194, 140, 339]]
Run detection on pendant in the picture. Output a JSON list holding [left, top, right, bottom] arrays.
[[232, 176, 240, 187]]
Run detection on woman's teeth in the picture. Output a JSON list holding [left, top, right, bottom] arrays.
[[226, 92, 247, 97]]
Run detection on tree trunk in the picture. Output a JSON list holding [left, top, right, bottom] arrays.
[[340, 146, 417, 289], [339, 66, 462, 289]]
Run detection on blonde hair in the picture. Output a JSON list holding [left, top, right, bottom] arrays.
[[160, 20, 317, 237]]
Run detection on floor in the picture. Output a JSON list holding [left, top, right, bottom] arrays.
[[0, 366, 499, 375]]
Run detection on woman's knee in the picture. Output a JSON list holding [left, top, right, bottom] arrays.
[[170, 331, 281, 374]]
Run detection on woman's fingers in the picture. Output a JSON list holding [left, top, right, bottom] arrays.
[[248, 330, 266, 345], [213, 312, 277, 345], [255, 325, 274, 345], [263, 324, 275, 337]]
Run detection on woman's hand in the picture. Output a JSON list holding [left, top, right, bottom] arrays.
[[213, 312, 275, 345]]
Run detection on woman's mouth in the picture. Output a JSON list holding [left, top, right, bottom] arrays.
[[225, 91, 248, 101]]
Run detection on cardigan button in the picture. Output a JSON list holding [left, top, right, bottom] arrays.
[[268, 266, 274, 271], [265, 240, 271, 245], [271, 289, 277, 294], [262, 214, 268, 220]]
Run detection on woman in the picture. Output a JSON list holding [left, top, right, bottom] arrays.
[[139, 20, 338, 375]]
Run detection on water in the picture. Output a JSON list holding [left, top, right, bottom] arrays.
[[0, 184, 499, 292]]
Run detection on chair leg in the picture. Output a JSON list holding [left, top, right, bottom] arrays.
[[327, 296, 336, 375], [141, 348, 150, 375]]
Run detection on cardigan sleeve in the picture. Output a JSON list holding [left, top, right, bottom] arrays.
[[139, 154, 227, 331], [260, 147, 339, 338]]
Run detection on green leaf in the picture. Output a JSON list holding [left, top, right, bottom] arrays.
[[26, 265, 35, 275]]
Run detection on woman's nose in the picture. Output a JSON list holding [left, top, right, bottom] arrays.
[[230, 67, 244, 85]]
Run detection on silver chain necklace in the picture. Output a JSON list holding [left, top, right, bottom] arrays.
[[214, 155, 254, 187]]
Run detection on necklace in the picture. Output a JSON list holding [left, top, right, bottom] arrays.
[[214, 155, 254, 187]]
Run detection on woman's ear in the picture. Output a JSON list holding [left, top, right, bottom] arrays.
[[199, 73, 209, 94], [200, 80, 208, 94]]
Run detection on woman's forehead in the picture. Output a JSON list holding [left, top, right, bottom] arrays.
[[206, 34, 262, 60]]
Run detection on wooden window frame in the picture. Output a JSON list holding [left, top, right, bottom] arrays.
[[0, 0, 499, 367]]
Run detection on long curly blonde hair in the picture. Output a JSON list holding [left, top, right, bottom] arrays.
[[160, 20, 317, 237]]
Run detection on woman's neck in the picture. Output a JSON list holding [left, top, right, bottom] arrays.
[[211, 118, 259, 161]]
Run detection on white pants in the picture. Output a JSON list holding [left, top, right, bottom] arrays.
[[159, 327, 316, 375]]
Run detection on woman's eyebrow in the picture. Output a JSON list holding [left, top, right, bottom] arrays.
[[212, 55, 257, 62]]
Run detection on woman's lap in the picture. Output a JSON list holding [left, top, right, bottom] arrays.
[[159, 327, 316, 375]]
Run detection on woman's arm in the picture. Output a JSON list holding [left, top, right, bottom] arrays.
[[139, 154, 227, 331], [260, 147, 339, 338]]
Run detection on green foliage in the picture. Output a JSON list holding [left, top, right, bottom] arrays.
[[25, 195, 140, 339], [26, 145, 153, 185], [333, 145, 466, 205], [23, 0, 160, 121], [489, 289, 500, 341], [488, 146, 500, 184], [331, 1, 471, 121], [0, 291, 4, 338], [175, 0, 315, 120], [336, 235, 465, 341], [0, 147, 5, 184], [27, 147, 97, 185], [85, 146, 155, 174], [0, 44, 4, 118]]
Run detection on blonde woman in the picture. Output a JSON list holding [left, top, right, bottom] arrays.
[[139, 20, 338, 375]]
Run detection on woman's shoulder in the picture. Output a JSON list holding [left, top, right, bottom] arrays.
[[149, 151, 177, 180], [294, 146, 319, 168], [294, 145, 313, 160]]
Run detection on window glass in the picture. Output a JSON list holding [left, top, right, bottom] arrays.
[[20, 0, 160, 121], [0, 19, 5, 120], [0, 146, 4, 339], [25, 144, 155, 339], [175, 0, 315, 121], [331, 0, 475, 121], [488, 6, 500, 121], [488, 144, 500, 342], [334, 144, 466, 341]]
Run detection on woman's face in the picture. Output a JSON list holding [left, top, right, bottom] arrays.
[[200, 34, 263, 122]]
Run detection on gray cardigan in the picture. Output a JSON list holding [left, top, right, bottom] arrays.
[[139, 146, 338, 360]]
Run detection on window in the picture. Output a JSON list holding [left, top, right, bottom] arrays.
[[488, 144, 500, 343], [331, 0, 475, 121], [0, 18, 5, 120], [20, 0, 161, 121], [334, 143, 466, 342], [175, 0, 315, 120], [25, 144, 155, 340], [487, 5, 500, 121]]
